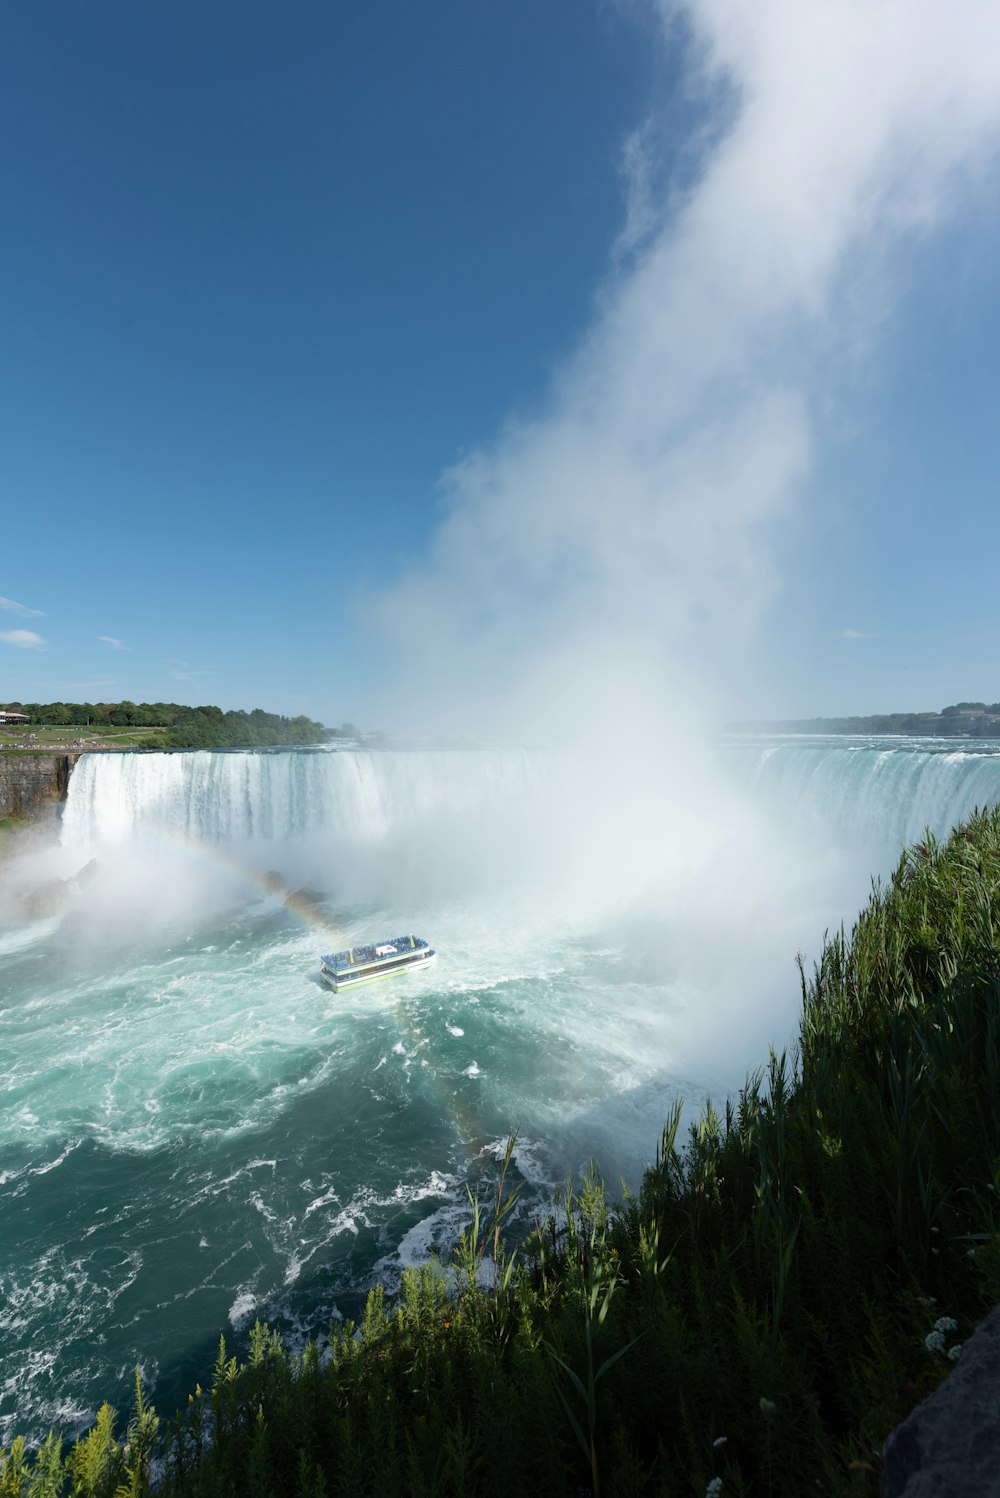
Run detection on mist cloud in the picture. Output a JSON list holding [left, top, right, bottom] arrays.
[[369, 0, 1000, 737]]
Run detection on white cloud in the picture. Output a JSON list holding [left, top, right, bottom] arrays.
[[368, 0, 1000, 736], [613, 118, 660, 263], [1, 629, 46, 650], [0, 595, 44, 619], [98, 636, 130, 651], [840, 628, 870, 640]]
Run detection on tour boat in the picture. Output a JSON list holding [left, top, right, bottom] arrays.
[[319, 935, 436, 992]]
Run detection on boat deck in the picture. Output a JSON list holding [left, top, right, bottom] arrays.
[[319, 935, 435, 990]]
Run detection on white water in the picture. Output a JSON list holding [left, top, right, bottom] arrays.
[[3, 736, 1000, 1443], [61, 747, 535, 848], [726, 734, 1000, 855]]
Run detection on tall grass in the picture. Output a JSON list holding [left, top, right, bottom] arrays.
[[5, 808, 1000, 1495]]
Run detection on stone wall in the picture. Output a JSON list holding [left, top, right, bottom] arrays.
[[0, 753, 79, 821]]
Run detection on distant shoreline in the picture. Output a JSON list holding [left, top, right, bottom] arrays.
[[729, 709, 1000, 738]]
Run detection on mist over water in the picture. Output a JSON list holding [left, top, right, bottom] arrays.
[[3, 736, 1000, 1444], [2, 0, 999, 1460]]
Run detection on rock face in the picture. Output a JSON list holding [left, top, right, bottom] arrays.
[[883, 1305, 1000, 1496], [0, 753, 79, 821], [15, 857, 98, 918]]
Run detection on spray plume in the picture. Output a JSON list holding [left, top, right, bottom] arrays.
[[366, 0, 1000, 739], [344, 0, 1000, 1075]]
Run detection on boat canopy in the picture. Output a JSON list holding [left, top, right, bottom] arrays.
[[320, 935, 425, 973]]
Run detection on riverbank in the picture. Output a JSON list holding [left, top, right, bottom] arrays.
[[3, 807, 999, 1494]]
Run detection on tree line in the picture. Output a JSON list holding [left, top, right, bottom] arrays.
[[748, 700, 1000, 736], [0, 700, 329, 749]]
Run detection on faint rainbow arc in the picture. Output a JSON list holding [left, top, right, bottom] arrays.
[[79, 820, 489, 1152]]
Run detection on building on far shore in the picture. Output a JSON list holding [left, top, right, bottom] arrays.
[[0, 710, 30, 724]]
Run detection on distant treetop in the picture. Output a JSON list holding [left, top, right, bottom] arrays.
[[737, 701, 1000, 737], [0, 700, 330, 748]]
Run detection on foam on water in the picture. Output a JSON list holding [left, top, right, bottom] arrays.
[[3, 738, 1000, 1443]]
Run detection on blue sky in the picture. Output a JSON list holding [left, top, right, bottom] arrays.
[[3, 1, 1000, 729]]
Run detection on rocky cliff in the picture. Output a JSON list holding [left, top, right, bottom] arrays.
[[0, 752, 79, 821], [883, 1305, 1000, 1496]]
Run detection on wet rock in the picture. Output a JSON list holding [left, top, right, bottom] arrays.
[[10, 858, 99, 920], [882, 1305, 1000, 1496], [20, 878, 69, 918], [0, 753, 79, 820], [286, 886, 327, 911]]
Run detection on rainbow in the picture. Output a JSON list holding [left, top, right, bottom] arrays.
[[63, 821, 502, 1157]]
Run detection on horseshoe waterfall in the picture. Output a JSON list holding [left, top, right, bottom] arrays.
[[3, 735, 1000, 1442]]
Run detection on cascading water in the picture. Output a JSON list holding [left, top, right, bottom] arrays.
[[60, 736, 1000, 869], [727, 734, 1000, 854], [3, 736, 1000, 1444], [60, 747, 538, 851]]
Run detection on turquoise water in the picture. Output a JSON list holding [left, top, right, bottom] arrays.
[[3, 738, 1000, 1442]]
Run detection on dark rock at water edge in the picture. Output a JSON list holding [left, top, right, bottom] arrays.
[[0, 752, 79, 821], [13, 857, 99, 920], [883, 1304, 1000, 1496]]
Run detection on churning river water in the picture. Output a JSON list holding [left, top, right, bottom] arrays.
[[2, 736, 1000, 1442]]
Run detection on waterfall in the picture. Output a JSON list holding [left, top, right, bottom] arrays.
[[60, 738, 1000, 875], [60, 747, 537, 852], [727, 735, 1000, 860], [11, 731, 998, 1452]]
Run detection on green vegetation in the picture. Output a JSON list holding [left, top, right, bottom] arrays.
[[741, 700, 1000, 736], [0, 701, 328, 750], [156, 705, 328, 750], [5, 809, 1000, 1494], [0, 724, 168, 749], [0, 816, 29, 853]]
